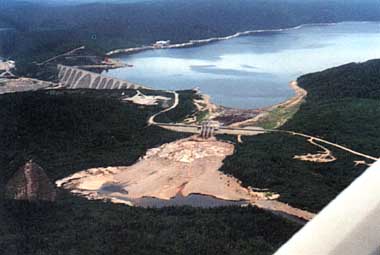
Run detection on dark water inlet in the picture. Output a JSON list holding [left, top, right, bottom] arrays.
[[99, 183, 248, 208]]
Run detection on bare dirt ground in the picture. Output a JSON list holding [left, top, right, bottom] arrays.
[[287, 131, 379, 163], [57, 136, 271, 203], [53, 77, 374, 224], [57, 136, 315, 223], [212, 107, 263, 126], [123, 90, 171, 106], [148, 91, 179, 125], [255, 200, 315, 223], [183, 92, 219, 124], [189, 90, 263, 126], [293, 138, 337, 163], [0, 78, 55, 94]]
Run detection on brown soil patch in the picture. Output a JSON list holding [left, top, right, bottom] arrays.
[[0, 78, 54, 94], [56, 136, 315, 223], [56, 136, 272, 204], [294, 138, 337, 163], [124, 90, 170, 106]]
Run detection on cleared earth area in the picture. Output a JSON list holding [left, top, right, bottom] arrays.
[[2, 59, 380, 255], [56, 136, 269, 205], [0, 89, 301, 255]]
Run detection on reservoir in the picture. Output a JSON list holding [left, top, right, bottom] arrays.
[[106, 22, 380, 109]]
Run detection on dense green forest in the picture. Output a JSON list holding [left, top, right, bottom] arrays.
[[0, 197, 299, 255], [1, 58, 379, 254], [220, 59, 380, 212], [0, 89, 299, 254], [0, 89, 187, 191], [287, 60, 380, 157], [1, 0, 380, 249], [1, 0, 380, 72]]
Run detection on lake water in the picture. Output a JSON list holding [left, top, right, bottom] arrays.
[[99, 183, 248, 208], [106, 22, 380, 109], [130, 195, 248, 208]]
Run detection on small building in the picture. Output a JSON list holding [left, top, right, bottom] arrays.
[[153, 40, 171, 48]]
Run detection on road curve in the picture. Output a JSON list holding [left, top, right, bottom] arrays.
[[148, 90, 179, 125], [147, 90, 379, 162], [282, 130, 379, 162]]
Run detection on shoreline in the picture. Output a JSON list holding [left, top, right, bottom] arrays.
[[104, 21, 374, 123], [226, 81, 307, 128], [198, 81, 306, 128], [106, 21, 376, 57]]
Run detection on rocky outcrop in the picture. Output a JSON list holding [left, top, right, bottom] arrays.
[[5, 160, 56, 202]]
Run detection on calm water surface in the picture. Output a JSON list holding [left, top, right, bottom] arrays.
[[106, 22, 380, 109], [131, 195, 248, 208], [99, 183, 248, 208]]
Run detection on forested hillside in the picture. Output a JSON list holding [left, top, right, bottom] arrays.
[[1, 0, 380, 65], [0, 89, 299, 255], [221, 59, 380, 212], [0, 89, 190, 190], [287, 60, 380, 155]]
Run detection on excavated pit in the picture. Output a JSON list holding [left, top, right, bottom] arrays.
[[56, 136, 273, 207]]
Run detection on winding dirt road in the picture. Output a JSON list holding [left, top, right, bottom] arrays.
[[283, 130, 379, 162], [148, 88, 378, 163], [148, 90, 179, 125], [293, 138, 336, 163]]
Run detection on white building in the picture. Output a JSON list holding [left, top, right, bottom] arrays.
[[153, 40, 171, 48]]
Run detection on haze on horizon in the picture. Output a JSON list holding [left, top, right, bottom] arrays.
[[0, 0, 150, 5], [3, 0, 379, 5]]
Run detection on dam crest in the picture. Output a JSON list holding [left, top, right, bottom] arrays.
[[57, 64, 147, 90]]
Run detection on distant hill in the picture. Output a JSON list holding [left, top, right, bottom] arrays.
[[9, 0, 152, 5], [1, 0, 380, 73]]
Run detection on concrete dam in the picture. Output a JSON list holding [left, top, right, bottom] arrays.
[[57, 65, 148, 90]]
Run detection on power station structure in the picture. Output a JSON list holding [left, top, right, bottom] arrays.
[[199, 121, 220, 139]]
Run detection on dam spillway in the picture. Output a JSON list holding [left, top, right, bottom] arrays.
[[57, 65, 148, 90]]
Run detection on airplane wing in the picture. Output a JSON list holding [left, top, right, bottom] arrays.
[[275, 160, 380, 255]]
